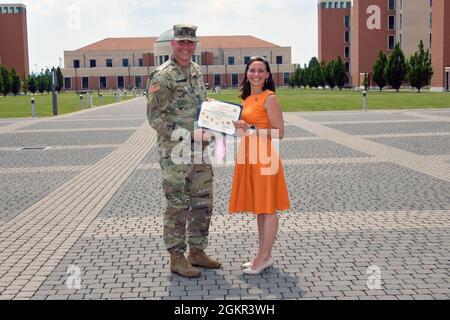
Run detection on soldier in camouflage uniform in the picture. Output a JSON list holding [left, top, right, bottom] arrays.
[[146, 25, 222, 278]]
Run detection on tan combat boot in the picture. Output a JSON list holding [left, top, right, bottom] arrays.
[[170, 252, 201, 278], [187, 248, 222, 269]]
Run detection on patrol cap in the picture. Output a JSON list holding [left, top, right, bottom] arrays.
[[173, 24, 198, 42]]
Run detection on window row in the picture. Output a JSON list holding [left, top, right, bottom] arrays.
[[73, 58, 145, 68], [64, 76, 145, 90], [73, 56, 285, 68], [0, 6, 24, 14], [319, 1, 351, 9]]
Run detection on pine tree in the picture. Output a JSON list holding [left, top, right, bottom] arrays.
[[10, 68, 21, 96], [407, 40, 433, 93], [28, 75, 37, 94], [372, 51, 387, 91], [384, 43, 407, 92], [334, 56, 347, 90], [325, 60, 336, 90], [56, 67, 64, 92], [1, 66, 12, 97], [0, 70, 3, 95], [363, 73, 369, 91], [22, 77, 29, 95], [38, 74, 46, 94]]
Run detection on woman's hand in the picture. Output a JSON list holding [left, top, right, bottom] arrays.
[[233, 120, 249, 131]]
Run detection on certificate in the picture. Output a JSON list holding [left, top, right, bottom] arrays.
[[197, 100, 242, 135]]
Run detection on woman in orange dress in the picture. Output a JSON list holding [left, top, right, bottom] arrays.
[[229, 56, 291, 275]]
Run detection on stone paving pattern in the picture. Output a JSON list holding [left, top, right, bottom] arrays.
[[0, 98, 449, 300]]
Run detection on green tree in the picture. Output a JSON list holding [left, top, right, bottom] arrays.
[[0, 70, 3, 95], [45, 69, 52, 94], [10, 68, 21, 96], [363, 73, 369, 91], [1, 66, 12, 97], [56, 67, 64, 92], [317, 61, 327, 89], [37, 74, 46, 94], [308, 57, 319, 69], [384, 43, 407, 92], [333, 56, 347, 90], [406, 40, 433, 93], [325, 60, 336, 90], [28, 75, 37, 94], [22, 77, 28, 95], [287, 74, 296, 88], [372, 51, 387, 91]]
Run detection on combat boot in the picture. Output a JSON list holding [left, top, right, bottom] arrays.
[[187, 248, 222, 269], [170, 252, 201, 278]]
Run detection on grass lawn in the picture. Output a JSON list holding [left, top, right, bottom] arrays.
[[208, 88, 450, 112], [0, 92, 135, 118]]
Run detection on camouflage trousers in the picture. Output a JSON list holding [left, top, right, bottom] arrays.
[[159, 141, 214, 254]]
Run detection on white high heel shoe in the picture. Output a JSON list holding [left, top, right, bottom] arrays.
[[242, 261, 253, 268], [243, 259, 273, 275]]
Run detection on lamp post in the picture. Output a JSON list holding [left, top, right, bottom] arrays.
[[51, 68, 58, 116]]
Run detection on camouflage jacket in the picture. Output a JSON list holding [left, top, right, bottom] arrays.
[[146, 56, 206, 141]]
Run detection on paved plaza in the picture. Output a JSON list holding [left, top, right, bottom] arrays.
[[0, 97, 449, 300]]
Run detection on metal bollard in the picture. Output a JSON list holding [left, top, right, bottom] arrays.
[[80, 94, 84, 109], [362, 91, 367, 112], [31, 98, 36, 118], [100, 93, 104, 105], [114, 92, 119, 103], [88, 92, 93, 108]]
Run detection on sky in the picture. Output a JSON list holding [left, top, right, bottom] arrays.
[[2, 0, 318, 72]]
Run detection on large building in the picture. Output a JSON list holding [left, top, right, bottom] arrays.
[[0, 3, 29, 79], [318, 0, 449, 91], [62, 31, 295, 92]]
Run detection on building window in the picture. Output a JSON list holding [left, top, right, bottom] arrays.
[[117, 76, 124, 89], [344, 47, 350, 58], [73, 60, 80, 68], [388, 16, 395, 30], [244, 56, 251, 65], [276, 56, 283, 64], [214, 74, 221, 86], [388, 0, 395, 10], [122, 59, 129, 67], [344, 15, 350, 28], [228, 57, 235, 65], [90, 60, 96, 68], [430, 33, 432, 48], [388, 35, 395, 50], [100, 77, 107, 89], [82, 77, 89, 89], [135, 76, 142, 89], [345, 62, 350, 72], [345, 31, 350, 43], [139, 58, 143, 67], [232, 74, 239, 86], [400, 14, 403, 30], [106, 59, 113, 67], [159, 56, 163, 65], [64, 78, 71, 89], [164, 55, 169, 62]]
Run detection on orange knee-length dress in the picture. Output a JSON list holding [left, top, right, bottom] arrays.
[[229, 90, 291, 214]]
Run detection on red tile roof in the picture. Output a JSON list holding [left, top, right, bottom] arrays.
[[75, 35, 280, 51]]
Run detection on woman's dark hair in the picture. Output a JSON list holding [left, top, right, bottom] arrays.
[[239, 56, 276, 100]]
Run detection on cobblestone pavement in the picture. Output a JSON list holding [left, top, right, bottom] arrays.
[[0, 98, 449, 300]]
